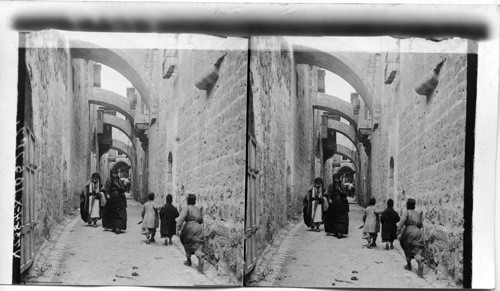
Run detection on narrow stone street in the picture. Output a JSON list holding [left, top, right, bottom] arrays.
[[252, 202, 455, 288], [24, 198, 232, 286]]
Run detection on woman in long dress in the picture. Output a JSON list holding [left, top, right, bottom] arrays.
[[176, 194, 205, 273], [397, 198, 425, 277], [102, 170, 128, 234], [325, 174, 349, 238], [303, 178, 324, 232]]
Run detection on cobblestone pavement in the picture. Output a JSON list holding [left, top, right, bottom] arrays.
[[250, 203, 457, 288], [24, 199, 235, 286]]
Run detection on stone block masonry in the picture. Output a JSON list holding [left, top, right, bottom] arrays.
[[147, 35, 248, 281], [250, 37, 468, 286], [22, 32, 247, 284], [249, 37, 315, 266], [24, 31, 97, 253], [370, 52, 467, 285]]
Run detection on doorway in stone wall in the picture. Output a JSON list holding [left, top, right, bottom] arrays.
[[19, 49, 38, 274], [245, 135, 258, 274], [245, 74, 258, 275], [167, 152, 173, 195], [389, 157, 395, 200]]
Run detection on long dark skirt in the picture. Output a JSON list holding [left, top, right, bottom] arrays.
[[382, 223, 398, 242], [80, 197, 88, 223], [324, 207, 338, 233], [336, 212, 349, 235], [102, 207, 127, 230], [324, 205, 348, 234], [400, 225, 424, 259], [160, 219, 176, 238], [303, 197, 312, 228], [180, 221, 204, 255]]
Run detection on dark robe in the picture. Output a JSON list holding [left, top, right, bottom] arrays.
[[80, 182, 105, 223], [380, 207, 400, 242], [399, 210, 424, 260], [324, 183, 349, 235], [160, 203, 179, 238], [102, 178, 127, 230], [177, 205, 204, 255], [303, 194, 312, 228]]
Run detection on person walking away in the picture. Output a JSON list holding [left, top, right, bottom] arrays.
[[362, 197, 382, 248], [381, 198, 400, 250], [141, 192, 161, 244], [102, 169, 128, 234], [397, 198, 425, 277], [160, 194, 179, 245], [176, 194, 205, 273]]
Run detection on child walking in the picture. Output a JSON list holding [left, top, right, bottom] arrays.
[[141, 192, 161, 244], [362, 197, 381, 248], [159, 194, 179, 245], [380, 198, 400, 250]]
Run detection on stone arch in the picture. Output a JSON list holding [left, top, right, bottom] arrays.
[[70, 39, 151, 110], [313, 92, 357, 127], [103, 114, 134, 144], [329, 144, 359, 166], [327, 119, 357, 148], [293, 45, 374, 114], [336, 164, 355, 174], [90, 87, 134, 123], [110, 139, 133, 160], [111, 160, 131, 174]]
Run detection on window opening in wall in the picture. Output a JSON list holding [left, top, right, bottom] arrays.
[[365, 108, 372, 121], [317, 69, 326, 93], [389, 157, 394, 187], [167, 152, 173, 194], [141, 102, 149, 116]]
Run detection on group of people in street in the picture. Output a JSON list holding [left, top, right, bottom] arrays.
[[80, 170, 127, 233], [303, 173, 349, 238], [80, 171, 207, 273], [303, 174, 426, 278], [362, 197, 425, 277], [140, 192, 206, 273]]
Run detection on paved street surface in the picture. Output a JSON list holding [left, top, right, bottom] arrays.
[[25, 199, 233, 286], [252, 203, 456, 288]]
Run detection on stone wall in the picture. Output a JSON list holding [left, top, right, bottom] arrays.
[[370, 51, 467, 284], [249, 36, 315, 264], [146, 35, 247, 280], [71, 58, 97, 208], [250, 37, 466, 285], [24, 31, 96, 251]]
